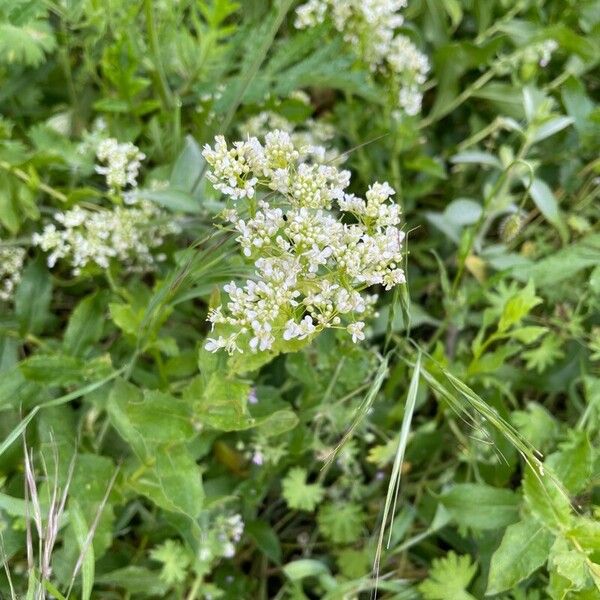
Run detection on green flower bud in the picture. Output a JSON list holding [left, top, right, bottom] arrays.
[[499, 213, 524, 243]]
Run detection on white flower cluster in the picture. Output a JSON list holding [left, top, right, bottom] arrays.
[[198, 514, 245, 562], [0, 247, 26, 302], [95, 138, 145, 190], [202, 131, 406, 355], [240, 106, 341, 164], [32, 202, 179, 276], [295, 0, 429, 114]]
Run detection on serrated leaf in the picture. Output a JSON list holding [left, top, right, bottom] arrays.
[[419, 552, 477, 600], [317, 502, 365, 544], [282, 467, 324, 512]]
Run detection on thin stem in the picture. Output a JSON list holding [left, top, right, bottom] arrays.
[[143, 0, 174, 111], [0, 161, 67, 203]]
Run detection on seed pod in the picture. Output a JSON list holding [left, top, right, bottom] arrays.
[[499, 213, 524, 243]]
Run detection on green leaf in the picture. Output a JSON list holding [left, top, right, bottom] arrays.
[[487, 516, 554, 594], [282, 467, 324, 512], [246, 520, 282, 564], [317, 502, 365, 544], [546, 432, 593, 495], [549, 537, 589, 590], [139, 189, 201, 214], [170, 135, 205, 193], [511, 233, 600, 288], [440, 483, 520, 530], [451, 151, 502, 169], [0, 14, 56, 67], [531, 116, 574, 143], [149, 540, 191, 585], [108, 380, 195, 460], [63, 292, 106, 356], [15, 256, 52, 335], [498, 280, 542, 333], [20, 354, 113, 387], [522, 466, 572, 533], [283, 559, 330, 581], [129, 445, 204, 518], [95, 566, 169, 596], [419, 552, 477, 600], [195, 375, 252, 431], [510, 326, 548, 344], [70, 501, 95, 600], [528, 178, 566, 237]]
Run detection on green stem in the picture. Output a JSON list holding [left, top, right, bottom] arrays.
[[0, 161, 67, 203], [143, 0, 174, 111]]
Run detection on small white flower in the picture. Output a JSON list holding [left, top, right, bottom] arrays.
[[347, 321, 365, 343], [95, 138, 145, 190], [0, 247, 26, 302]]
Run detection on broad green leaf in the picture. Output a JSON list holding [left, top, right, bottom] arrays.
[[440, 483, 520, 530], [317, 502, 365, 544], [531, 116, 574, 143], [246, 520, 282, 564], [95, 566, 169, 596], [195, 375, 252, 431], [549, 537, 589, 590], [450, 151, 501, 169], [139, 189, 201, 214], [15, 256, 52, 335], [487, 516, 554, 594], [170, 135, 205, 193], [444, 198, 483, 225], [283, 559, 330, 581], [108, 380, 194, 460], [63, 292, 106, 356], [523, 466, 572, 533], [528, 178, 566, 236], [546, 432, 593, 494], [129, 445, 203, 518], [20, 354, 112, 387]]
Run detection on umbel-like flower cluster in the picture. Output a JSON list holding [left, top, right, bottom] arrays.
[[0, 247, 26, 302], [239, 94, 342, 164], [202, 131, 406, 354], [33, 139, 178, 275], [33, 203, 179, 276], [295, 0, 429, 115]]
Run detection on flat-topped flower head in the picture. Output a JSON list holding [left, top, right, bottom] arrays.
[[33, 202, 179, 276], [203, 131, 406, 354]]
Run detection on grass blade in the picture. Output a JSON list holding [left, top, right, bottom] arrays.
[[322, 355, 389, 471], [372, 352, 421, 596]]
